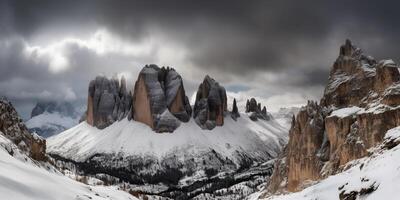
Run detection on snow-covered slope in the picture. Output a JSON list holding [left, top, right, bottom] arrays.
[[26, 112, 80, 138], [48, 114, 287, 163], [225, 92, 299, 130], [48, 113, 288, 199], [255, 126, 400, 200], [270, 107, 300, 130], [0, 133, 136, 200]]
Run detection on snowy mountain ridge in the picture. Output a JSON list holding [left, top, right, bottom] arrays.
[[26, 101, 82, 138], [48, 111, 288, 199]]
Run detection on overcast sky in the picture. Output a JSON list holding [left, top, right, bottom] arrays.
[[1, 0, 400, 119]]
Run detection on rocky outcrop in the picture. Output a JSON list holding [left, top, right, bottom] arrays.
[[0, 98, 46, 161], [245, 98, 269, 121], [231, 98, 240, 121], [193, 75, 227, 130], [132, 65, 191, 132], [85, 75, 132, 129], [268, 39, 400, 193]]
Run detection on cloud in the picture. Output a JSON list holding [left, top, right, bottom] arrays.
[[3, 0, 400, 118]]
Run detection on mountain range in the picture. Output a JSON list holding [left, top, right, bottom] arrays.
[[1, 39, 400, 200]]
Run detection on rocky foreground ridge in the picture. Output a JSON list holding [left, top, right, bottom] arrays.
[[266, 39, 400, 194], [0, 98, 46, 161]]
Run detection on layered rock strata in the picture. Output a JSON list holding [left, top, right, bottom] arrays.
[[132, 65, 192, 132], [0, 98, 46, 161], [268, 39, 400, 193], [85, 75, 132, 129], [193, 75, 227, 130]]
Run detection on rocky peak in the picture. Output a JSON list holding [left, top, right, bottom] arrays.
[[0, 98, 46, 161], [31, 101, 78, 118], [85, 75, 133, 129], [132, 64, 191, 132], [268, 40, 400, 193], [322, 39, 400, 108], [267, 40, 400, 194], [245, 98, 269, 121], [193, 75, 227, 130], [231, 98, 240, 121]]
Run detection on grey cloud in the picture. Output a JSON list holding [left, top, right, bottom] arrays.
[[2, 0, 400, 117]]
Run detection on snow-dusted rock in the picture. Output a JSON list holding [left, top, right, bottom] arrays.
[[267, 39, 400, 194], [132, 65, 191, 132], [245, 98, 269, 121], [193, 75, 227, 130], [85, 75, 132, 129], [0, 98, 46, 161], [260, 126, 400, 200]]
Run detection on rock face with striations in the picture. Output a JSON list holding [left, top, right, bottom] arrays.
[[0, 98, 46, 161], [193, 75, 227, 130], [85, 75, 132, 129], [246, 98, 269, 121], [132, 65, 192, 132], [267, 39, 400, 194]]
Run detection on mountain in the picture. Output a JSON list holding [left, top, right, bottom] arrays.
[[225, 92, 298, 129], [0, 98, 136, 200], [26, 101, 82, 138], [254, 126, 400, 200], [260, 39, 400, 199], [270, 107, 300, 130], [47, 65, 289, 199]]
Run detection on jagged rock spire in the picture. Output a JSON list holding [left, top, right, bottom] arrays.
[[132, 64, 192, 133], [231, 98, 240, 121], [193, 75, 227, 130], [85, 76, 133, 129], [245, 98, 269, 121]]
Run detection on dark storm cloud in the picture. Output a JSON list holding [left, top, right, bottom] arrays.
[[2, 0, 400, 116]]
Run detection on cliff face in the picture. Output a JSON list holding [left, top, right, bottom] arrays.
[[245, 98, 269, 121], [0, 98, 46, 161], [268, 39, 400, 193], [132, 65, 192, 132], [193, 75, 227, 130], [85, 75, 132, 129]]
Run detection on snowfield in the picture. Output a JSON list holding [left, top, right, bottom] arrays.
[[48, 113, 288, 164], [255, 126, 400, 200], [0, 133, 136, 200]]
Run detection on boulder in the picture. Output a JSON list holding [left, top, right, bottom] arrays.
[[85, 75, 132, 129], [132, 65, 191, 132], [193, 75, 227, 130]]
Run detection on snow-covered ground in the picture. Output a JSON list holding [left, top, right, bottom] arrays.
[[254, 126, 400, 200], [48, 113, 288, 163], [0, 133, 136, 200]]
